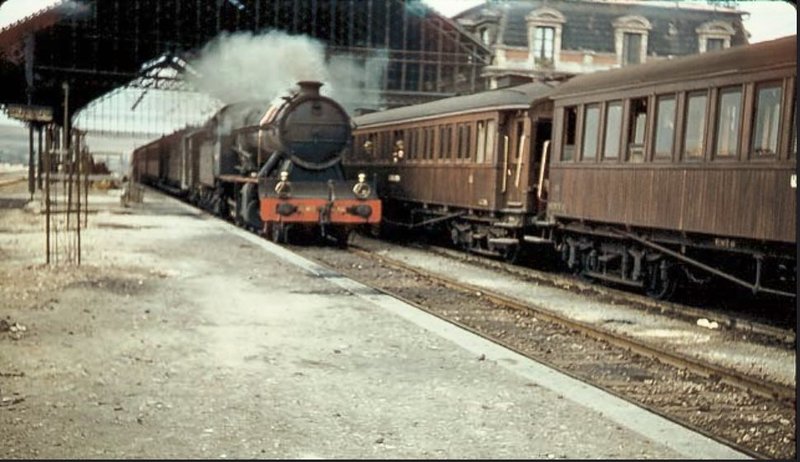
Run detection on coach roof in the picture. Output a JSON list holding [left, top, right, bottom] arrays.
[[550, 35, 796, 100], [353, 81, 557, 129]]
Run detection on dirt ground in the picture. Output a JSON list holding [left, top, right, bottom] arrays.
[[0, 183, 234, 458]]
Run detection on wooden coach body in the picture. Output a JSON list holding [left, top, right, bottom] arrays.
[[546, 36, 796, 298], [349, 83, 555, 213], [347, 83, 555, 258], [548, 36, 796, 250]]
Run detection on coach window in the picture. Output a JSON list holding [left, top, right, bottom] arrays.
[[683, 92, 708, 160], [457, 124, 466, 160], [418, 128, 425, 160], [627, 97, 648, 162], [439, 125, 452, 161], [714, 86, 743, 158], [485, 119, 497, 164], [603, 101, 622, 160], [751, 82, 782, 157], [653, 95, 676, 160], [386, 131, 394, 160], [476, 121, 487, 163], [792, 103, 797, 158], [375, 132, 383, 159], [410, 130, 417, 161], [561, 106, 577, 161], [420, 128, 427, 160], [465, 124, 472, 161], [581, 104, 600, 160], [427, 127, 436, 160], [416, 129, 424, 160]]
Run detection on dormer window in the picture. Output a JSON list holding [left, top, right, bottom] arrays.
[[613, 15, 651, 67], [706, 38, 725, 51], [533, 26, 555, 62], [622, 32, 642, 65], [525, 7, 565, 69], [480, 27, 490, 45], [696, 21, 735, 53]]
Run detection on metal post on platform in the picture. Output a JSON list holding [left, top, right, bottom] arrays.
[[76, 142, 81, 266], [44, 128, 51, 265], [84, 147, 89, 228], [28, 124, 35, 200], [37, 125, 43, 189], [63, 83, 73, 256]]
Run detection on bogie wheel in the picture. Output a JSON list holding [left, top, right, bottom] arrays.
[[572, 249, 595, 283], [645, 260, 679, 300], [502, 244, 521, 264]]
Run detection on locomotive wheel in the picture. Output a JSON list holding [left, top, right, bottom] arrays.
[[645, 260, 678, 300], [244, 199, 262, 231], [331, 227, 352, 249], [270, 223, 287, 244]]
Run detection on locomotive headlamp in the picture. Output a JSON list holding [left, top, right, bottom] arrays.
[[275, 171, 292, 199], [352, 172, 371, 199]]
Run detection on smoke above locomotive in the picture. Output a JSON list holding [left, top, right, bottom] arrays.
[[187, 29, 387, 116]]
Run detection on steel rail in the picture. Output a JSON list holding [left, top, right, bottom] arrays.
[[348, 246, 796, 403]]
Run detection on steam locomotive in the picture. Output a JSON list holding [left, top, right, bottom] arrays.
[[132, 81, 381, 245]]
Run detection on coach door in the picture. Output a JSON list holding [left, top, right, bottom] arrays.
[[501, 114, 529, 208], [529, 118, 552, 212]]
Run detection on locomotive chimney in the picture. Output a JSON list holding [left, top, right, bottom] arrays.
[[297, 81, 323, 97]]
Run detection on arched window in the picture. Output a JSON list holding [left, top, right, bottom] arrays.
[[525, 7, 565, 69], [613, 15, 651, 66], [696, 21, 735, 53]]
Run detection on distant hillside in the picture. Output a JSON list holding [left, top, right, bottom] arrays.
[[0, 124, 31, 165]]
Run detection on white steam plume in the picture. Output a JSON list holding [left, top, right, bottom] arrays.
[[187, 30, 386, 116]]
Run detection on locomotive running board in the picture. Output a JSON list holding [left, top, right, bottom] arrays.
[[613, 229, 795, 298]]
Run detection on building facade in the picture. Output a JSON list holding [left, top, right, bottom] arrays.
[[454, 0, 748, 88]]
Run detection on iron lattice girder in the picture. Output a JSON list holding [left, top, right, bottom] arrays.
[[0, 0, 493, 123]]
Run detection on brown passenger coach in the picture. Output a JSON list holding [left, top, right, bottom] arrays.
[[347, 36, 796, 300]]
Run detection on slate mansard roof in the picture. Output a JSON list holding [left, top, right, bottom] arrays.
[[455, 0, 748, 57]]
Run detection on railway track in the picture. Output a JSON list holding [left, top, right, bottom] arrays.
[[349, 244, 794, 402], [405, 240, 796, 345], [292, 240, 795, 459]]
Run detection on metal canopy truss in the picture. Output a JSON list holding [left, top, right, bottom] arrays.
[[0, 0, 494, 134]]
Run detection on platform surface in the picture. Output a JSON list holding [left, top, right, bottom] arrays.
[[0, 187, 747, 459]]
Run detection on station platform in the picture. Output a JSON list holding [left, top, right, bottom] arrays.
[[0, 186, 748, 459]]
